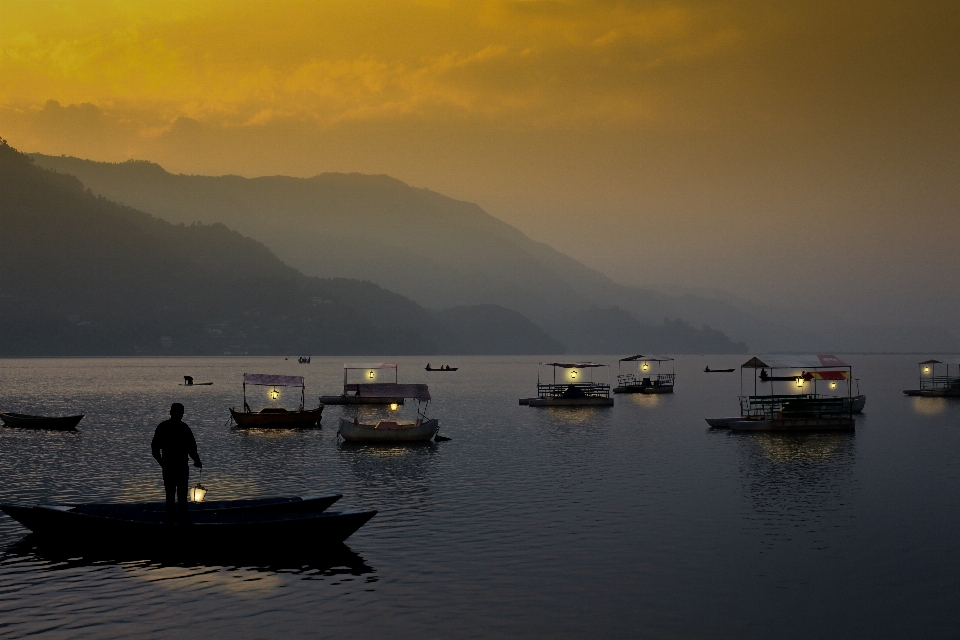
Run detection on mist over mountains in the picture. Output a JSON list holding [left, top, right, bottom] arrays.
[[1, 142, 570, 356]]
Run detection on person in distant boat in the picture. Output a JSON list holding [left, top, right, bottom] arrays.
[[184, 376, 194, 386], [151, 403, 202, 524], [704, 366, 710, 372]]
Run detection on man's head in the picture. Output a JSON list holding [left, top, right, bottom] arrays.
[[170, 403, 185, 419]]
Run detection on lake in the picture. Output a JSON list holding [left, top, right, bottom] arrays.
[[0, 355, 958, 639]]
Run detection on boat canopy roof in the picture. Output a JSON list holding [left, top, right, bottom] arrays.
[[244, 373, 304, 387], [343, 362, 397, 370], [620, 354, 674, 362], [919, 358, 960, 365], [343, 383, 430, 401], [806, 371, 851, 380], [541, 362, 607, 368], [741, 354, 850, 369]]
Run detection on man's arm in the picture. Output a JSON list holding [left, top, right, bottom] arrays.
[[151, 427, 163, 467]]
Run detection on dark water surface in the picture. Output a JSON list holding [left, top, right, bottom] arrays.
[[0, 355, 958, 639]]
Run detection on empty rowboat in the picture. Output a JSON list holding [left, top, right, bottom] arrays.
[[338, 383, 440, 442], [0, 412, 84, 430]]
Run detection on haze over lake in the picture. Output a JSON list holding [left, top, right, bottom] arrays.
[[1, 356, 958, 638]]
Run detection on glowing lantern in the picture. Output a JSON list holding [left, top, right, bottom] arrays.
[[270, 386, 280, 400], [368, 370, 376, 380], [830, 381, 837, 389], [796, 377, 804, 388], [191, 483, 207, 502], [570, 370, 578, 380], [641, 362, 650, 372], [390, 403, 398, 411], [924, 366, 931, 374]]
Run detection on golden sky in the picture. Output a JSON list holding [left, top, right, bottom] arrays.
[[2, 1, 959, 327]]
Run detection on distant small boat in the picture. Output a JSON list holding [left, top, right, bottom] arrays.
[[614, 355, 675, 394], [904, 359, 960, 397], [425, 364, 458, 371], [0, 412, 83, 430], [704, 367, 735, 373], [182, 376, 213, 386]]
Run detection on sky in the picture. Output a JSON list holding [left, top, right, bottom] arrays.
[[1, 0, 959, 332]]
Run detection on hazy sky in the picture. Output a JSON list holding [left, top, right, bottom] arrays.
[[2, 1, 958, 330]]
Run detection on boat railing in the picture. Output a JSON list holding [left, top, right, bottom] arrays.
[[920, 376, 960, 390], [739, 394, 851, 419], [616, 373, 676, 387], [538, 382, 611, 399]]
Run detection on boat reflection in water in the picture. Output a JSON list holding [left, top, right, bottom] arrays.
[[729, 431, 857, 546]]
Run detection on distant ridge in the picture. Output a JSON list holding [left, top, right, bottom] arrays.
[[0, 141, 563, 356], [30, 153, 750, 354]]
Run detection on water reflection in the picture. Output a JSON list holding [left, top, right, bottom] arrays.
[[2, 536, 375, 581], [912, 396, 948, 416], [625, 393, 663, 407], [731, 432, 857, 547], [337, 441, 438, 488]]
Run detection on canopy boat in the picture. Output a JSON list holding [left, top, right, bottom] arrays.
[[229, 373, 323, 427], [425, 364, 458, 371], [614, 355, 675, 394], [320, 362, 405, 405], [904, 359, 960, 397], [0, 412, 84, 430], [520, 362, 614, 406], [705, 354, 863, 431], [338, 383, 439, 442], [0, 502, 376, 549]]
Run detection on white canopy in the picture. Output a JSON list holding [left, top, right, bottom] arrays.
[[620, 354, 674, 362], [920, 358, 960, 366], [541, 362, 607, 368], [243, 373, 304, 387], [343, 362, 397, 370], [742, 354, 850, 369]]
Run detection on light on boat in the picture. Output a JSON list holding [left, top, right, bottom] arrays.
[[368, 370, 376, 380], [570, 370, 578, 380], [390, 403, 398, 411], [191, 484, 207, 503], [641, 362, 650, 372], [796, 377, 804, 388], [924, 366, 931, 374], [270, 386, 280, 400], [830, 381, 837, 389]]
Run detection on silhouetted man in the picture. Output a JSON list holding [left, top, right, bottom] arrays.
[[151, 403, 202, 524]]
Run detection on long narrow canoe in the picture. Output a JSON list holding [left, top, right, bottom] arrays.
[[0, 503, 376, 548], [61, 494, 342, 518], [0, 412, 84, 430]]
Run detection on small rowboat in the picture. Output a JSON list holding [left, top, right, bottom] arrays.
[[339, 417, 439, 442], [425, 365, 458, 371], [0, 502, 376, 549], [704, 367, 736, 373], [62, 494, 343, 518], [0, 412, 84, 430]]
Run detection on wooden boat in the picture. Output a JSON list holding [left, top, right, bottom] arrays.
[[320, 362, 405, 405], [0, 412, 84, 430], [614, 355, 675, 394], [704, 367, 736, 373], [180, 382, 213, 386], [904, 359, 960, 397], [425, 364, 458, 371], [48, 494, 342, 518], [230, 373, 323, 427], [520, 362, 614, 406], [0, 503, 376, 549], [705, 355, 861, 431], [337, 383, 441, 442]]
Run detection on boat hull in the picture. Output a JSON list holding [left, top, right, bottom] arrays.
[[0, 412, 83, 430], [230, 407, 322, 428], [613, 385, 674, 394], [728, 417, 855, 431], [65, 494, 342, 518], [904, 389, 960, 397], [338, 417, 439, 442], [523, 397, 614, 406], [0, 504, 376, 549], [705, 417, 743, 428], [319, 395, 404, 405]]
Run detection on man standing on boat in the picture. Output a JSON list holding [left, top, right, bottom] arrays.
[[151, 403, 202, 524]]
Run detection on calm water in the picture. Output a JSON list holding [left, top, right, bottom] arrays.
[[0, 355, 958, 639]]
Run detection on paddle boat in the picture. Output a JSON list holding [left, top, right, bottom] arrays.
[[229, 373, 323, 427], [706, 354, 862, 431], [337, 383, 440, 442], [520, 362, 614, 406], [320, 362, 405, 405], [613, 355, 675, 394], [904, 359, 960, 397], [0, 412, 84, 430]]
